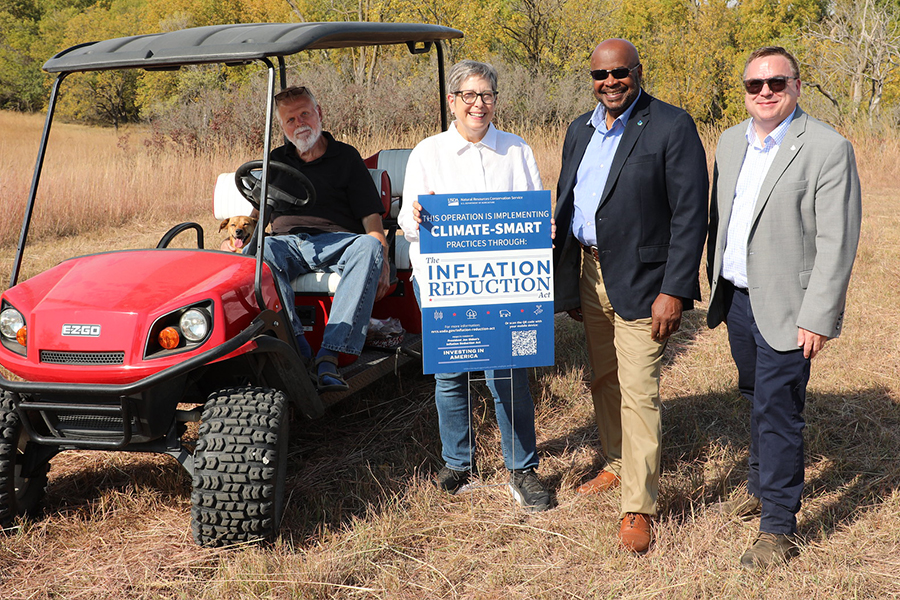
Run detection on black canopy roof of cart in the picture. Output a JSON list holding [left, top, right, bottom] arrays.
[[42, 22, 463, 73]]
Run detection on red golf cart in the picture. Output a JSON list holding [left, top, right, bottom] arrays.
[[0, 21, 462, 546]]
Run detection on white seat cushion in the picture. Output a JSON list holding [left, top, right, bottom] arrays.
[[394, 234, 411, 271], [213, 172, 254, 219], [292, 271, 340, 294]]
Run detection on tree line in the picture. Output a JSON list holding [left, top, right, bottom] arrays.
[[1, 0, 898, 138]]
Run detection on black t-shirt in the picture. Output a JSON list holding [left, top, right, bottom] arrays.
[[267, 132, 383, 235]]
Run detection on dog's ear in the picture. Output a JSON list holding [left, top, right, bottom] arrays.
[[218, 218, 231, 232], [248, 217, 258, 227]]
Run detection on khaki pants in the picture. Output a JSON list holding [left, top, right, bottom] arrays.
[[579, 250, 665, 517]]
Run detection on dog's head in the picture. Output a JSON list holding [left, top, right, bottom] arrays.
[[219, 216, 258, 251]]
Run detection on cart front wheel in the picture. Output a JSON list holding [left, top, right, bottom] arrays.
[[191, 386, 291, 547]]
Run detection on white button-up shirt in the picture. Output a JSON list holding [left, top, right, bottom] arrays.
[[399, 122, 543, 283], [721, 113, 794, 288]]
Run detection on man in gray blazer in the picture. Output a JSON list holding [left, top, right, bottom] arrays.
[[707, 46, 862, 568]]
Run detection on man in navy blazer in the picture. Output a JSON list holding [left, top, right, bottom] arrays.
[[707, 46, 861, 568], [553, 38, 708, 552]]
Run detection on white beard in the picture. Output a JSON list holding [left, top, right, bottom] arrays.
[[289, 121, 323, 153]]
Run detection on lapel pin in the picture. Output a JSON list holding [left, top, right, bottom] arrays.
[[637, 120, 643, 126], [790, 145, 796, 151]]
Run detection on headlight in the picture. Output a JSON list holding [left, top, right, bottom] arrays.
[[0, 308, 25, 340], [179, 308, 210, 342], [145, 301, 213, 359]]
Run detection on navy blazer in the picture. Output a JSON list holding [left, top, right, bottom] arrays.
[[553, 92, 709, 320]]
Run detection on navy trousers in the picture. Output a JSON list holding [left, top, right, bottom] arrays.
[[723, 282, 810, 535]]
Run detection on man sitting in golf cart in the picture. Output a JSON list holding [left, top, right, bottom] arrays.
[[251, 85, 391, 392]]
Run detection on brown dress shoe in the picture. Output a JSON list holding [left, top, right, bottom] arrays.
[[740, 532, 800, 569], [619, 513, 652, 553], [576, 470, 620, 495]]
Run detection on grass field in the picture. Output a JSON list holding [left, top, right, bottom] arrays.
[[0, 110, 898, 599]]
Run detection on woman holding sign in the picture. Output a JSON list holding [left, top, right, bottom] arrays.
[[399, 60, 549, 512]]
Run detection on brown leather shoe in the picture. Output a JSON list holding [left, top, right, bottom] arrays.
[[619, 513, 652, 553], [740, 532, 800, 569], [576, 470, 620, 495]]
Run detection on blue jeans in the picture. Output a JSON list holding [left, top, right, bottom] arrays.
[[262, 231, 383, 356], [724, 283, 809, 535], [413, 280, 538, 472]]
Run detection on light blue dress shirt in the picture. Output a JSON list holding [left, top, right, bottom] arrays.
[[721, 113, 795, 288], [572, 91, 642, 247]]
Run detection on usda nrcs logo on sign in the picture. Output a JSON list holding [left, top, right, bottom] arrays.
[[61, 324, 101, 337], [447, 197, 459, 206]]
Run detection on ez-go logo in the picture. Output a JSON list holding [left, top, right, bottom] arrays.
[[62, 324, 101, 337]]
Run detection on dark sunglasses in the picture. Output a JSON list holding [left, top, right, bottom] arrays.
[[743, 76, 797, 95], [590, 64, 640, 81]]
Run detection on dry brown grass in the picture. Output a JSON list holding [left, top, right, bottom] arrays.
[[0, 111, 246, 254], [1, 110, 899, 598]]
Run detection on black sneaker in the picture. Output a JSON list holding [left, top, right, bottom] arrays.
[[509, 469, 551, 512], [436, 466, 470, 494]]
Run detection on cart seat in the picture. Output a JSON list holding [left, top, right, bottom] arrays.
[[212, 149, 419, 351], [213, 168, 397, 294], [363, 149, 412, 219]]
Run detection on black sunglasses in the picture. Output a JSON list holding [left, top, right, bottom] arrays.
[[590, 64, 640, 81], [743, 76, 797, 95]]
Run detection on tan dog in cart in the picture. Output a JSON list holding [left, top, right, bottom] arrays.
[[219, 216, 257, 252]]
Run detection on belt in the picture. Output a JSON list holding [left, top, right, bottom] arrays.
[[725, 279, 749, 294], [580, 243, 600, 261]]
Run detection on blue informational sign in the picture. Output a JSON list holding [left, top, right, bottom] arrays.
[[419, 191, 554, 374]]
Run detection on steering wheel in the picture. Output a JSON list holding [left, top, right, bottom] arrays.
[[234, 160, 317, 211]]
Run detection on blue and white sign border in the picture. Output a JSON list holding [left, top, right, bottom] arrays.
[[418, 191, 554, 374]]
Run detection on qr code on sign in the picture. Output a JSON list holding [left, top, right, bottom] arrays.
[[512, 329, 538, 357]]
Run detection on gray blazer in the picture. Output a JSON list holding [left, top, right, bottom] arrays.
[[707, 107, 862, 352]]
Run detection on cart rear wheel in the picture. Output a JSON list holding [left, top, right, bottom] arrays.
[[191, 387, 290, 547], [0, 392, 48, 528]]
